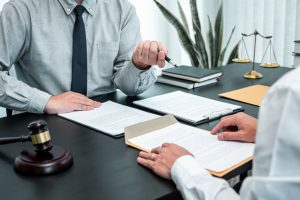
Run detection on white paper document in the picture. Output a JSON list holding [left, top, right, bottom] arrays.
[[58, 101, 160, 137], [133, 91, 242, 124], [129, 123, 254, 172]]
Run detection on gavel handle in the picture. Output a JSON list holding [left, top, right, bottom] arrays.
[[0, 135, 30, 145]]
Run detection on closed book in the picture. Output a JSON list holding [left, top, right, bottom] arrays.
[[157, 75, 219, 89], [162, 65, 222, 82], [295, 40, 300, 54]]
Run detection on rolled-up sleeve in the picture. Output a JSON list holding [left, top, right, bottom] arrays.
[[112, 2, 157, 96]]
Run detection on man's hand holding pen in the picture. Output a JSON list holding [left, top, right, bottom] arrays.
[[132, 40, 168, 69]]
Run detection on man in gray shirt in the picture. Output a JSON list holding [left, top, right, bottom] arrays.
[[0, 0, 167, 114]]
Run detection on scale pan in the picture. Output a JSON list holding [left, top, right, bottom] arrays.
[[260, 63, 279, 68], [232, 58, 251, 63]]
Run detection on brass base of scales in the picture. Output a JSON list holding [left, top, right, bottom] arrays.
[[233, 30, 279, 79]]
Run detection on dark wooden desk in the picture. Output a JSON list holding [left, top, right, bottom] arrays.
[[0, 64, 290, 200]]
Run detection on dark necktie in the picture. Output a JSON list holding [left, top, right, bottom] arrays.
[[71, 5, 87, 95]]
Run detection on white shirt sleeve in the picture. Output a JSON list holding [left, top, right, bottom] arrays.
[[239, 67, 300, 200], [171, 155, 240, 200]]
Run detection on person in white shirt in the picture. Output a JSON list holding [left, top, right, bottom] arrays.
[[137, 67, 300, 200]]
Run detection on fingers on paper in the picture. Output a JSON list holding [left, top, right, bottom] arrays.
[[151, 147, 163, 154], [73, 100, 101, 111], [137, 157, 155, 170], [137, 151, 157, 170], [68, 93, 100, 111], [211, 115, 238, 134], [218, 131, 243, 141]]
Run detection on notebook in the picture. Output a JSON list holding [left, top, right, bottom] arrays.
[[157, 75, 219, 89], [162, 65, 222, 82], [125, 115, 254, 177], [58, 101, 160, 137], [133, 91, 243, 125]]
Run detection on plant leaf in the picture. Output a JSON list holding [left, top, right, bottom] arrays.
[[220, 26, 236, 65], [189, 0, 208, 68], [190, 0, 201, 30], [214, 1, 223, 67], [192, 20, 209, 68], [227, 41, 240, 64], [177, 1, 190, 35], [153, 0, 199, 66], [207, 16, 214, 69]]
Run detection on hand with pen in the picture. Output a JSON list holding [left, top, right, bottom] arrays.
[[211, 112, 257, 143], [132, 40, 168, 70]]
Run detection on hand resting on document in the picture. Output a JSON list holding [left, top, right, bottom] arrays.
[[137, 143, 192, 179], [137, 113, 257, 179], [211, 112, 257, 143], [45, 91, 101, 114]]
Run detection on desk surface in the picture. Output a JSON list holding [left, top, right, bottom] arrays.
[[0, 64, 290, 200]]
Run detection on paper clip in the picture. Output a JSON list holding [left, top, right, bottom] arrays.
[[203, 108, 233, 120]]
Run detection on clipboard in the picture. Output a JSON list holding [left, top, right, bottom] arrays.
[[125, 115, 253, 177], [133, 91, 244, 126]]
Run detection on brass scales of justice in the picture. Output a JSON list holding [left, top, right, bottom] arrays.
[[232, 30, 280, 79]]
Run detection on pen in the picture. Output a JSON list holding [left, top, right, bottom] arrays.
[[158, 48, 178, 67], [165, 55, 178, 67]]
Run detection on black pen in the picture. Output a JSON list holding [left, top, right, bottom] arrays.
[[165, 55, 178, 67], [158, 48, 178, 67]]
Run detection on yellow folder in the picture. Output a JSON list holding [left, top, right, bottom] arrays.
[[219, 85, 270, 107]]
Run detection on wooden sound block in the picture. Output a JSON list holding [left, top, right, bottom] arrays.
[[14, 145, 73, 175]]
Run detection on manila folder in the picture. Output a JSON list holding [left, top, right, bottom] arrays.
[[125, 115, 254, 177], [219, 85, 269, 106]]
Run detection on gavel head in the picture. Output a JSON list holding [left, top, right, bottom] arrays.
[[27, 120, 53, 153]]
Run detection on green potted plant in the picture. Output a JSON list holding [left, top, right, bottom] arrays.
[[153, 0, 239, 69]]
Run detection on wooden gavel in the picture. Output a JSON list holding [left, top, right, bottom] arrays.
[[0, 120, 73, 175], [0, 120, 53, 153]]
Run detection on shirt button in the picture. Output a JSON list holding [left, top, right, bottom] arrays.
[[67, 7, 71, 12], [89, 8, 93, 12]]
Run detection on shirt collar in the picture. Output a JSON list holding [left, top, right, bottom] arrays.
[[58, 0, 98, 16]]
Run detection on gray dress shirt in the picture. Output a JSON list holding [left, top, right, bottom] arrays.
[[0, 0, 156, 113]]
